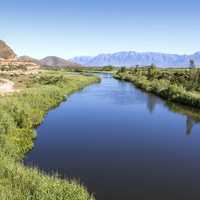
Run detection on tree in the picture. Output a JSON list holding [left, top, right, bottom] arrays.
[[134, 65, 139, 73], [189, 59, 199, 90], [189, 59, 196, 68], [147, 64, 157, 79], [150, 63, 157, 69], [119, 67, 126, 73]]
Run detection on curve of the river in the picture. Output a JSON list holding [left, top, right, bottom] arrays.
[[24, 74, 200, 200]]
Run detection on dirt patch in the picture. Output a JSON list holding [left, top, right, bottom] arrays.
[[0, 79, 15, 94]]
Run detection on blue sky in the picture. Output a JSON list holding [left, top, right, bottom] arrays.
[[0, 0, 199, 58]]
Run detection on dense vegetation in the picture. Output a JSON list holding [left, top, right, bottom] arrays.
[[0, 70, 99, 200], [43, 66, 117, 73], [114, 66, 200, 108]]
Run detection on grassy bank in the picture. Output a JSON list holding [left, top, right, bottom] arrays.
[[114, 67, 200, 108], [0, 70, 100, 200]]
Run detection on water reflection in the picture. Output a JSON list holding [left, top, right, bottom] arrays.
[[145, 91, 200, 135], [106, 72, 200, 134], [186, 116, 193, 135], [166, 102, 200, 135], [146, 94, 158, 113], [102, 73, 200, 135]]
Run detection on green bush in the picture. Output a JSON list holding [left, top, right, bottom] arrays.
[[0, 71, 99, 200]]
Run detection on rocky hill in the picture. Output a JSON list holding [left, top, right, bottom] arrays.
[[0, 40, 81, 74], [0, 41, 40, 73], [0, 40, 16, 59]]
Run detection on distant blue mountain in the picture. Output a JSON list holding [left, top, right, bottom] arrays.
[[70, 51, 200, 67]]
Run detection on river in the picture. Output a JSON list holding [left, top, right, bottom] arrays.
[[24, 73, 200, 200]]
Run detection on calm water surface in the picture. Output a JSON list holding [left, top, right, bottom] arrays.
[[24, 74, 200, 200]]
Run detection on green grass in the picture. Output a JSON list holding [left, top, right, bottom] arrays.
[[0, 70, 100, 200], [114, 67, 200, 109]]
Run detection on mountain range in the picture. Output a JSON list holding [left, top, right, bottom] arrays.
[[71, 51, 200, 67], [1, 40, 200, 68]]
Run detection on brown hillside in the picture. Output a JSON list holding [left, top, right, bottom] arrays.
[[0, 40, 16, 59]]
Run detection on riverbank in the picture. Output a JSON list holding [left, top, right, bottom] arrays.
[[114, 68, 200, 109], [0, 70, 100, 200]]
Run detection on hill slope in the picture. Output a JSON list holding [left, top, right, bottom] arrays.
[[0, 40, 16, 59], [17, 56, 81, 67], [40, 56, 82, 67], [17, 56, 41, 64]]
